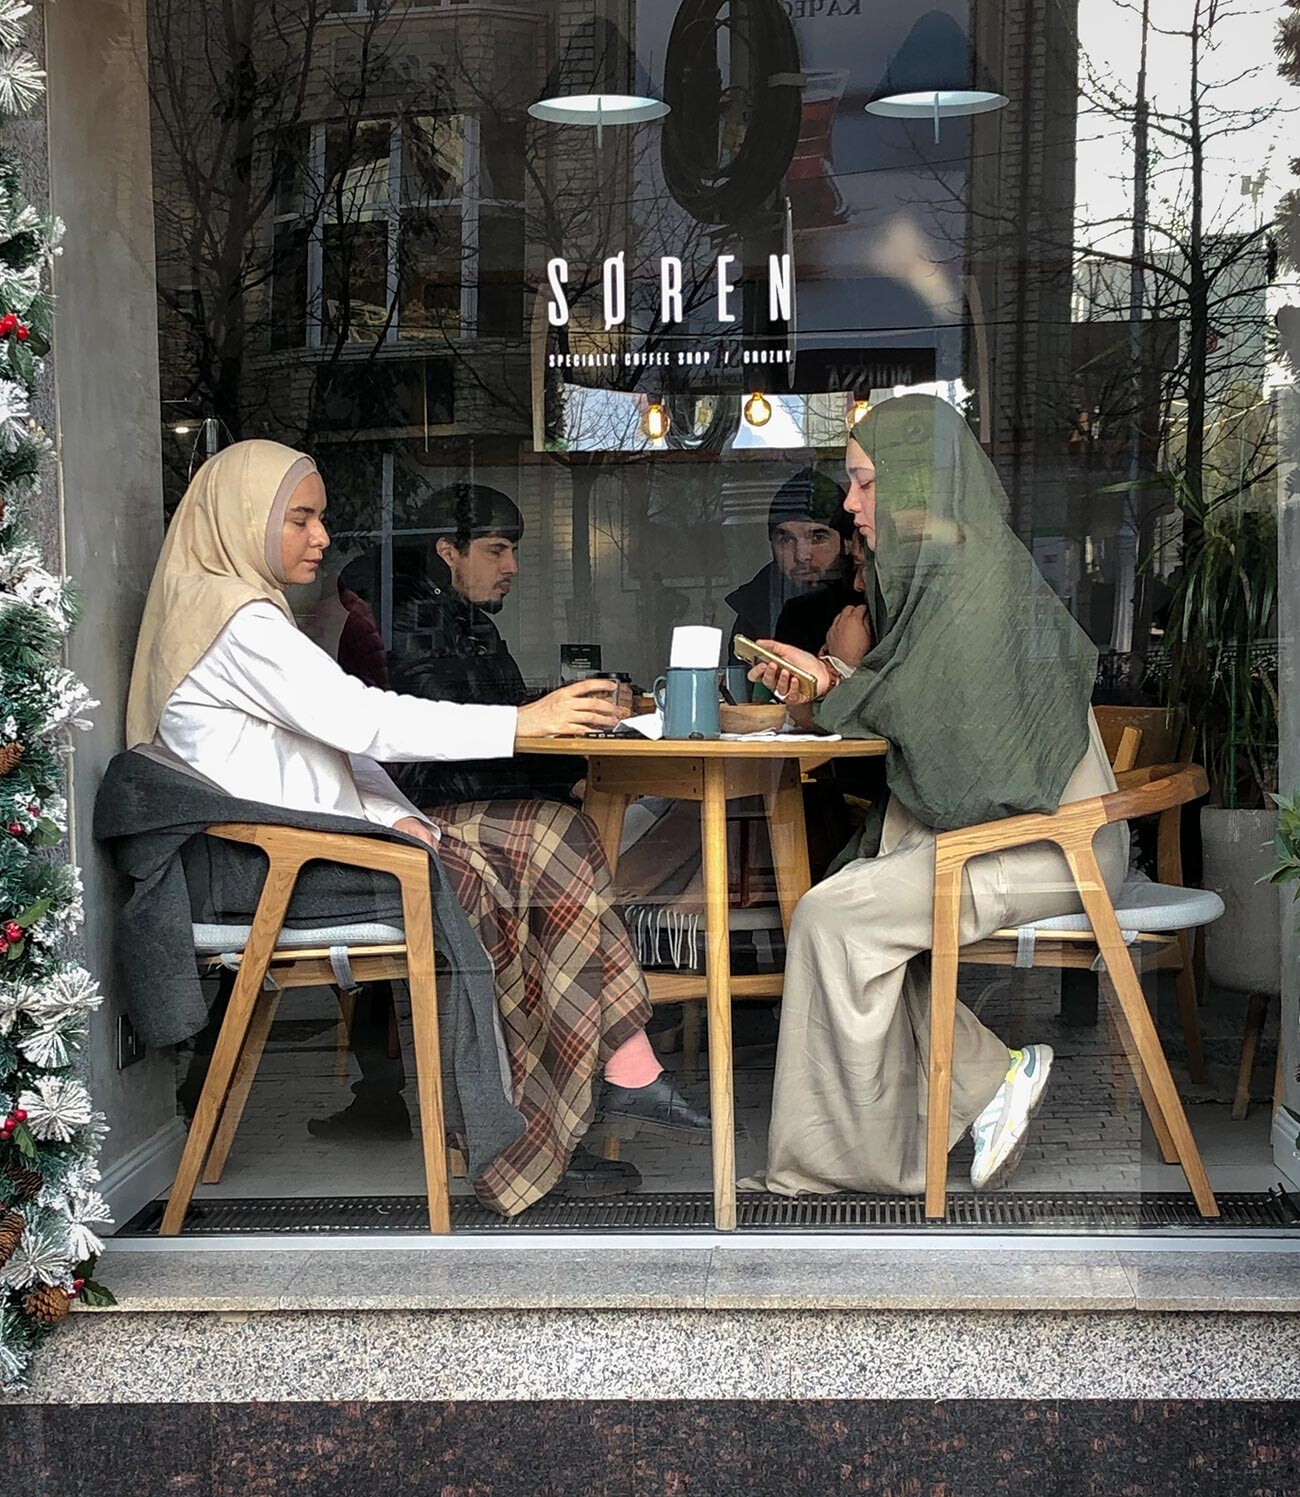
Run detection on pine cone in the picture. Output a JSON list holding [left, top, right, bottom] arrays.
[[23, 1283, 72, 1325], [3, 1157, 43, 1200], [0, 1208, 23, 1269], [0, 742, 22, 777]]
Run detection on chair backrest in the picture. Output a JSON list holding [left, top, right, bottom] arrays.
[[1095, 706, 1191, 770]]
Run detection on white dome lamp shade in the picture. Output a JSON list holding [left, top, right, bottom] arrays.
[[529, 16, 669, 148], [865, 10, 1007, 144]]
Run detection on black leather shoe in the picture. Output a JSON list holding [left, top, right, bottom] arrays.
[[599, 1074, 711, 1141], [307, 1096, 412, 1142], [551, 1147, 642, 1199]]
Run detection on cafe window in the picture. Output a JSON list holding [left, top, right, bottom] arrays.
[[130, 0, 1300, 1241]]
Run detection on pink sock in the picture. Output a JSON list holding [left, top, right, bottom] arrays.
[[605, 1029, 664, 1089]]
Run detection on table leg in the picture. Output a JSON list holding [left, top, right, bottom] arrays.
[[763, 759, 813, 936], [582, 784, 632, 876], [701, 758, 737, 1230]]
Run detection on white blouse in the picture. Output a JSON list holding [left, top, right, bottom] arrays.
[[157, 601, 518, 829]]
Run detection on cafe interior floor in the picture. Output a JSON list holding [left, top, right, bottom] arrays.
[[170, 964, 1285, 1214]]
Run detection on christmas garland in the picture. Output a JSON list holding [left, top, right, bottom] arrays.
[[0, 0, 113, 1390]]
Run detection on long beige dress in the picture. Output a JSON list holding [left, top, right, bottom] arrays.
[[749, 713, 1129, 1197]]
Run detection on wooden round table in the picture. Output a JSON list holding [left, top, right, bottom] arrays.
[[518, 733, 887, 1228]]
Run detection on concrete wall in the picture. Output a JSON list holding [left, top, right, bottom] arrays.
[[46, 0, 178, 1217]]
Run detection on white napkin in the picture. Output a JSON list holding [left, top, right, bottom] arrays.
[[614, 711, 663, 740], [719, 731, 844, 742]]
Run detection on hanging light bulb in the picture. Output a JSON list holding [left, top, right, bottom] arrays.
[[743, 391, 773, 428], [846, 397, 872, 430], [641, 399, 670, 442]]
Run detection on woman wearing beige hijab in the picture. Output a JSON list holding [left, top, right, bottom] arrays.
[[128, 440, 707, 1216]]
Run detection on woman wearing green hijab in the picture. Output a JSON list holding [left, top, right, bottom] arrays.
[[743, 395, 1128, 1197]]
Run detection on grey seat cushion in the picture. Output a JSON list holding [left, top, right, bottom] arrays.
[[1016, 880, 1225, 936], [192, 920, 405, 956]]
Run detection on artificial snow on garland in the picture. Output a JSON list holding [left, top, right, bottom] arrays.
[[0, 0, 113, 1389]]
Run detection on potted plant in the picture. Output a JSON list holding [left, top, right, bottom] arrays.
[[1163, 498, 1280, 996]]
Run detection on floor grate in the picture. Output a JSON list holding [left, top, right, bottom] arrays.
[[119, 1187, 1300, 1237]]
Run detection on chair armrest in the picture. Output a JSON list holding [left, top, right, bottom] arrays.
[[206, 822, 432, 880], [934, 797, 1107, 865], [933, 765, 1208, 871]]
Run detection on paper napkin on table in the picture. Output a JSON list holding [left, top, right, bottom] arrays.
[[719, 731, 843, 742], [612, 712, 663, 740]]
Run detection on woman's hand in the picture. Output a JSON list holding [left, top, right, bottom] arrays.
[[825, 604, 872, 668], [516, 681, 622, 740], [393, 816, 438, 847], [746, 640, 832, 706]]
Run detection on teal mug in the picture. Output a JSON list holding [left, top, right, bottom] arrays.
[[654, 668, 720, 740]]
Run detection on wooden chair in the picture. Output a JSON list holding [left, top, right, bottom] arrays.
[[161, 822, 451, 1236], [1093, 706, 1206, 1083], [925, 764, 1224, 1220]]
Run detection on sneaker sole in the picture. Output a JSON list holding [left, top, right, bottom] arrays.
[[972, 1057, 1053, 1193]]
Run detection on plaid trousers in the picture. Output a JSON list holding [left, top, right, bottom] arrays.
[[428, 798, 652, 1216]]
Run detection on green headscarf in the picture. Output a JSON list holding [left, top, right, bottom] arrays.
[[815, 394, 1096, 833]]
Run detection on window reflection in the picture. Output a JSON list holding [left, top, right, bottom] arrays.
[[145, 0, 1294, 1228]]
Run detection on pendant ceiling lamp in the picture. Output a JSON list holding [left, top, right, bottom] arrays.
[[865, 9, 1007, 144], [529, 14, 669, 148]]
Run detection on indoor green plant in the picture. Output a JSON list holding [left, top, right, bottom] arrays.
[[1163, 496, 1280, 996]]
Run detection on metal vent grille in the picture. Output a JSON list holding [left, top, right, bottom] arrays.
[[119, 1187, 1300, 1237]]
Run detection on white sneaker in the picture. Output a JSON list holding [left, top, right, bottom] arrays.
[[969, 1044, 1054, 1191]]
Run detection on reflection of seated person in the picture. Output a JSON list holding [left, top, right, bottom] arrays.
[[724, 468, 855, 657], [346, 482, 581, 806]]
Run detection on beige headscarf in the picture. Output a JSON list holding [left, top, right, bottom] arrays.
[[126, 439, 319, 747]]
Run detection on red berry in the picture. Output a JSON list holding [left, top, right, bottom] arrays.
[[27, 804, 38, 814], [12, 1108, 25, 1123], [16, 326, 28, 342], [7, 824, 21, 836], [4, 924, 19, 942], [0, 314, 14, 334]]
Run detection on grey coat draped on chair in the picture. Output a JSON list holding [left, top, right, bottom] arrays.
[[93, 744, 525, 1178]]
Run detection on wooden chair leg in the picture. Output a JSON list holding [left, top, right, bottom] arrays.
[[334, 985, 358, 1084], [1233, 990, 1271, 1121], [763, 760, 813, 938], [701, 759, 737, 1231], [202, 988, 282, 1185], [925, 857, 966, 1219], [601, 1135, 622, 1162], [1100, 972, 1179, 1165], [163, 866, 300, 1235], [448, 1145, 468, 1180], [1067, 846, 1219, 1218], [398, 875, 452, 1234], [1174, 931, 1208, 1084]]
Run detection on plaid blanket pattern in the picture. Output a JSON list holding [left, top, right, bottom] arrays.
[[429, 798, 652, 1216]]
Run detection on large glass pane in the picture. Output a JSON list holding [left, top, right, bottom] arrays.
[[402, 114, 465, 202], [398, 208, 461, 337], [325, 120, 391, 216], [141, 0, 1297, 1237], [322, 220, 391, 341], [477, 206, 524, 338]]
